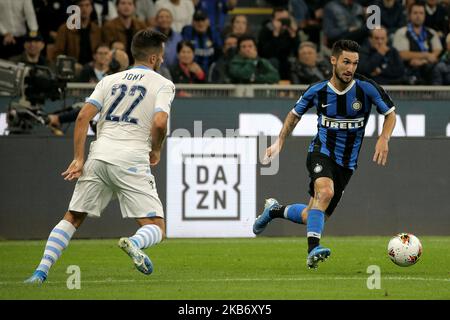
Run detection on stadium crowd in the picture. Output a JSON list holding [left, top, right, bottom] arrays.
[[1, 0, 450, 86]]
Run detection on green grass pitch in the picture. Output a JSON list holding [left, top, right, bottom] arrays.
[[0, 237, 449, 300]]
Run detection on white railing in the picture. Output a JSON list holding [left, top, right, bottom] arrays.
[[66, 83, 450, 100]]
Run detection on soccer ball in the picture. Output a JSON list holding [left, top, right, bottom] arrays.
[[387, 233, 422, 267]]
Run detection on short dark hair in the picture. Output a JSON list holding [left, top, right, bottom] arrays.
[[331, 40, 360, 58], [131, 29, 167, 61], [176, 40, 195, 54], [94, 43, 110, 53], [225, 33, 239, 41], [408, 0, 426, 14], [75, 0, 92, 4], [116, 0, 136, 6], [271, 6, 288, 18], [237, 35, 256, 49], [231, 14, 247, 24]]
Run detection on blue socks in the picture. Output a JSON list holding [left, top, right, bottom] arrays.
[[285, 204, 307, 224], [269, 203, 307, 224], [307, 209, 325, 252], [269, 202, 326, 253], [306, 209, 325, 238]]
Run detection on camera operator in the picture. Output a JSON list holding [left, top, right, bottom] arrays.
[[257, 7, 300, 81], [10, 31, 48, 67], [47, 104, 84, 134], [47, 48, 130, 132]]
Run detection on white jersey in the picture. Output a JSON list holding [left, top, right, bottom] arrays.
[[85, 65, 175, 168]]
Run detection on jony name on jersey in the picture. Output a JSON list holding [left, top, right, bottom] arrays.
[[122, 73, 145, 81], [321, 115, 365, 129]]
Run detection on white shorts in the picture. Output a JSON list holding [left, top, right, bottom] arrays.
[[68, 159, 164, 219]]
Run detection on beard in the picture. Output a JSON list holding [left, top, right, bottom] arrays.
[[153, 58, 162, 71], [335, 69, 353, 84]]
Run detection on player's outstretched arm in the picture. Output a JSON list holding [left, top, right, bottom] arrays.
[[62, 103, 99, 181], [373, 111, 396, 166], [150, 111, 168, 166], [263, 111, 300, 164]]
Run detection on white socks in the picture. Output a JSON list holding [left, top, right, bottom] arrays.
[[36, 220, 76, 274], [129, 224, 163, 249]]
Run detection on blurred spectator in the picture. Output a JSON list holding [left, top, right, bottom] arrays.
[[229, 35, 280, 84], [33, 0, 69, 45], [102, 0, 147, 64], [374, 0, 407, 37], [424, 0, 449, 38], [223, 15, 250, 38], [289, 41, 331, 84], [108, 47, 129, 72], [358, 27, 406, 84], [432, 33, 450, 84], [135, 0, 156, 26], [289, 0, 324, 47], [0, 0, 39, 59], [10, 31, 48, 67], [393, 1, 442, 84], [290, 0, 309, 24], [257, 7, 300, 80], [323, 0, 367, 46], [181, 10, 222, 75], [54, 0, 102, 68], [111, 40, 126, 50], [154, 8, 183, 68], [441, 0, 450, 10], [77, 43, 111, 82], [404, 0, 417, 12], [154, 0, 195, 33], [193, 0, 237, 33], [93, 0, 118, 26], [170, 40, 206, 83], [208, 33, 238, 83]]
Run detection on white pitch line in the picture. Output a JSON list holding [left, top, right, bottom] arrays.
[[1, 276, 449, 286]]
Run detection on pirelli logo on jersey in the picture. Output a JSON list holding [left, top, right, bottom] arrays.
[[321, 116, 365, 129]]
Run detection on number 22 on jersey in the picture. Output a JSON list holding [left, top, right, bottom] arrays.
[[105, 83, 147, 124]]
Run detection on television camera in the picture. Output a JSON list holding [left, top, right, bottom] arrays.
[[0, 55, 78, 134]]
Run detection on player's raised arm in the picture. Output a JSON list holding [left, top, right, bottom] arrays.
[[62, 103, 99, 181], [374, 111, 396, 166]]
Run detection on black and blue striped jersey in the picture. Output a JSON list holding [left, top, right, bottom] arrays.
[[292, 74, 396, 170]]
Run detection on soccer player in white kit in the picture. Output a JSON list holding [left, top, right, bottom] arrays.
[[25, 30, 175, 283]]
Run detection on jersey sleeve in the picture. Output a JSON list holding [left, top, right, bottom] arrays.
[[291, 86, 316, 117], [154, 82, 176, 115], [365, 80, 396, 115], [85, 79, 105, 111]]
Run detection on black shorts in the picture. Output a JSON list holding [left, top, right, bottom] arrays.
[[306, 152, 353, 217]]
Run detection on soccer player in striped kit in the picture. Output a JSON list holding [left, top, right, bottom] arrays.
[[25, 30, 175, 283], [253, 39, 397, 269]]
